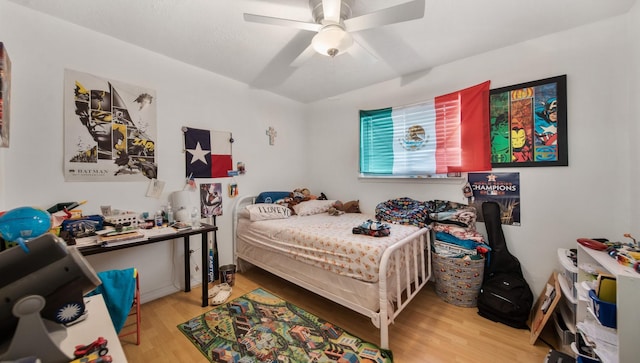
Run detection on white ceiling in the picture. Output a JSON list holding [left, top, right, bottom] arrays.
[[8, 0, 637, 103]]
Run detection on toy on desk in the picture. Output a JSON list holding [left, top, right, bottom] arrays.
[[73, 336, 109, 359], [577, 237, 608, 251], [623, 233, 638, 247], [47, 200, 86, 215], [584, 234, 640, 274], [0, 206, 52, 253], [610, 233, 640, 273], [70, 352, 113, 363], [48, 200, 87, 227]]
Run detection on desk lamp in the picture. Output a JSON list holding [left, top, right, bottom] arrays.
[[171, 190, 194, 222]]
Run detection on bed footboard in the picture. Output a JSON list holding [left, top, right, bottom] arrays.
[[232, 196, 432, 349], [377, 227, 431, 348]]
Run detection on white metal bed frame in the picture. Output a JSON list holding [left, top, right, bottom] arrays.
[[232, 195, 432, 349]]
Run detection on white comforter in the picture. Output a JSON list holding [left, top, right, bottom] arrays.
[[237, 212, 421, 282]]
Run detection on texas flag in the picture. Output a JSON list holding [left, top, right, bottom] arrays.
[[184, 127, 232, 178]]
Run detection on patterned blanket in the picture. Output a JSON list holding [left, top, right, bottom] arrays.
[[237, 212, 421, 282], [376, 198, 485, 242]]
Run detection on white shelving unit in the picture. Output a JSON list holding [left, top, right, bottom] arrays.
[[555, 248, 578, 355], [576, 244, 640, 363]]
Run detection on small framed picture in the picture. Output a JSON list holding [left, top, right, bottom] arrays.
[[228, 183, 238, 197]]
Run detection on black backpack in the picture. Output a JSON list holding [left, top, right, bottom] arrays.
[[476, 202, 533, 329]]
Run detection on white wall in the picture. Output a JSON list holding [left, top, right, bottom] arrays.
[[630, 0, 640, 231], [2, 0, 638, 301], [305, 14, 636, 296], [0, 0, 308, 302]]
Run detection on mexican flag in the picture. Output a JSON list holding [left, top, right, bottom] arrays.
[[360, 80, 491, 175]]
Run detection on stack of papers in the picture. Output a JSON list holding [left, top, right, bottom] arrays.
[[99, 230, 146, 246], [74, 235, 99, 247], [140, 227, 177, 238], [75, 226, 184, 248]]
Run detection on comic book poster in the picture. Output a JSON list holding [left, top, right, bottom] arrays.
[[200, 183, 222, 217], [0, 42, 11, 148], [64, 69, 157, 181], [490, 75, 567, 167], [468, 172, 521, 226]]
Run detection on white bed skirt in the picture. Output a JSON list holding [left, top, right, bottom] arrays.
[[236, 236, 389, 312]]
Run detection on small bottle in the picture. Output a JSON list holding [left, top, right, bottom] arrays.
[[155, 210, 163, 227], [166, 203, 174, 224], [191, 207, 200, 228]]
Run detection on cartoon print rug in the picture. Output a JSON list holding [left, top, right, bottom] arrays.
[[177, 288, 393, 362]]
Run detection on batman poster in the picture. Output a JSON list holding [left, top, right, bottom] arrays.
[[64, 69, 157, 181]]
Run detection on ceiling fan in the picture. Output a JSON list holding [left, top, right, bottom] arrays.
[[243, 0, 426, 66]]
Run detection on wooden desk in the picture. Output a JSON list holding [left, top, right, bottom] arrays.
[[78, 224, 218, 307], [0, 295, 127, 362]]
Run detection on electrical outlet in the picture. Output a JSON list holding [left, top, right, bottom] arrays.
[[190, 263, 201, 284], [189, 248, 202, 284]]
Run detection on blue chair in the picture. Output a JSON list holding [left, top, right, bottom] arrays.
[[86, 268, 141, 345]]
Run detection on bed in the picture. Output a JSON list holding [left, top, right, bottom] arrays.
[[232, 194, 432, 349]]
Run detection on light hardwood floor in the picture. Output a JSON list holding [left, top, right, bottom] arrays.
[[121, 268, 554, 362]]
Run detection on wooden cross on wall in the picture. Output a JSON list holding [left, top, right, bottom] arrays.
[[266, 127, 277, 145]]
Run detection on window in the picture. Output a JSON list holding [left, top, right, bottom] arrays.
[[360, 81, 491, 178]]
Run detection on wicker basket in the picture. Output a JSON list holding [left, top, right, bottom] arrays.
[[431, 251, 485, 307]]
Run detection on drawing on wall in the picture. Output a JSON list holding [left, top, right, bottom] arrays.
[[64, 69, 157, 181], [200, 182, 222, 217], [468, 172, 521, 226], [0, 42, 11, 148], [490, 75, 567, 167]]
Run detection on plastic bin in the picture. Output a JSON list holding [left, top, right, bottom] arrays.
[[552, 311, 575, 347], [558, 248, 578, 300], [589, 289, 616, 328], [431, 252, 484, 307], [219, 264, 236, 286]]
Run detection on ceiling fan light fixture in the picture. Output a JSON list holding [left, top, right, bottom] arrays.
[[311, 24, 353, 57]]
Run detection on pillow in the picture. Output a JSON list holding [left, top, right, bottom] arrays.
[[292, 199, 336, 216], [246, 203, 291, 221], [255, 191, 291, 204]]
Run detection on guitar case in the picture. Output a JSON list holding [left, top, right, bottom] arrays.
[[476, 201, 533, 329]]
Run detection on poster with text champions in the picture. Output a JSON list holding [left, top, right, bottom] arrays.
[[468, 172, 520, 226], [63, 69, 157, 181]]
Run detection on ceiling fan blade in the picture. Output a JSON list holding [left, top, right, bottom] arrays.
[[290, 44, 317, 67], [344, 0, 425, 33], [250, 32, 316, 89], [322, 0, 342, 23], [352, 29, 423, 75], [349, 35, 379, 65], [243, 13, 321, 32]]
